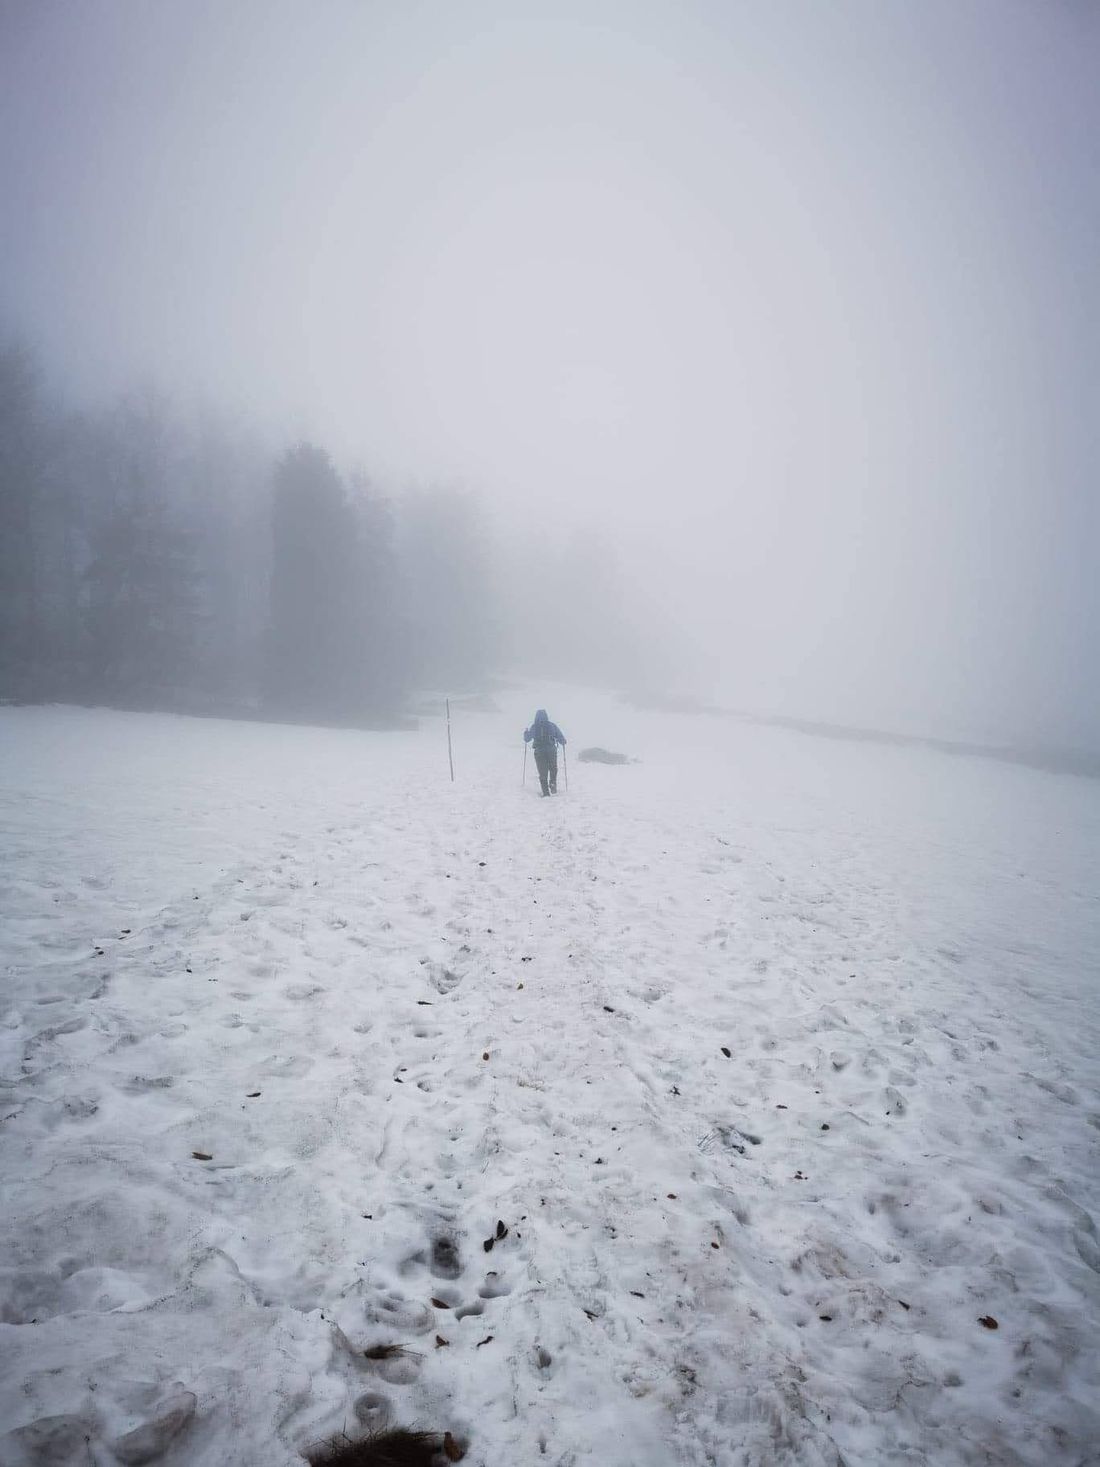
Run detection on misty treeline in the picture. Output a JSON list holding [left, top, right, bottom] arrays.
[[0, 339, 656, 720]]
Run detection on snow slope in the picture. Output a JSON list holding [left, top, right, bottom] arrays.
[[1, 691, 1098, 1466]]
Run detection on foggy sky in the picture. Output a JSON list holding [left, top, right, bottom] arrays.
[[2, 0, 1097, 749]]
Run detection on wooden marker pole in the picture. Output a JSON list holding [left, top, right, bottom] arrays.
[[446, 697, 455, 782]]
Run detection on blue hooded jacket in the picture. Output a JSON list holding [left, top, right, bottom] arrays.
[[524, 709, 565, 752]]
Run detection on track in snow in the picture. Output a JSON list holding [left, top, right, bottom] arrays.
[[2, 693, 1098, 1466]]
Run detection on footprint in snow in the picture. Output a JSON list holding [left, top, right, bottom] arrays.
[[430, 1235, 462, 1279], [429, 964, 463, 994], [366, 1293, 435, 1334], [284, 983, 325, 1001], [478, 1271, 511, 1299]]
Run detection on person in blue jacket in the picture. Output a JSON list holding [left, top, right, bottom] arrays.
[[524, 709, 567, 795]]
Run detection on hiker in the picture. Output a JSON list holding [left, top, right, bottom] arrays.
[[524, 709, 567, 795]]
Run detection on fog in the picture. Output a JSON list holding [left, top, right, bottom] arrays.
[[2, 0, 1097, 750]]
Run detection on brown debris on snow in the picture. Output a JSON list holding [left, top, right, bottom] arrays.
[[307, 1429, 445, 1466]]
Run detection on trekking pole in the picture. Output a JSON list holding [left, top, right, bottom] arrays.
[[522, 742, 527, 787], [563, 744, 568, 792]]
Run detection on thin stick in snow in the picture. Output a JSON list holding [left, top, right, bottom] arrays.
[[446, 698, 455, 782]]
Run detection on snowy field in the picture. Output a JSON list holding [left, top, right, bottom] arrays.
[[2, 690, 1098, 1467]]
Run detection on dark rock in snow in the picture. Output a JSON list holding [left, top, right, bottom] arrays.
[[578, 747, 630, 764]]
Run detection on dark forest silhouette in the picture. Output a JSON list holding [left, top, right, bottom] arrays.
[[0, 338, 662, 721]]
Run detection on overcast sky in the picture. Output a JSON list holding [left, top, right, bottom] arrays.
[[2, 0, 1097, 748]]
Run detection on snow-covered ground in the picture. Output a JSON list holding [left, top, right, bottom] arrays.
[[2, 690, 1098, 1467]]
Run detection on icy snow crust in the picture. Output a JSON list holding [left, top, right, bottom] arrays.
[[1, 691, 1098, 1466]]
